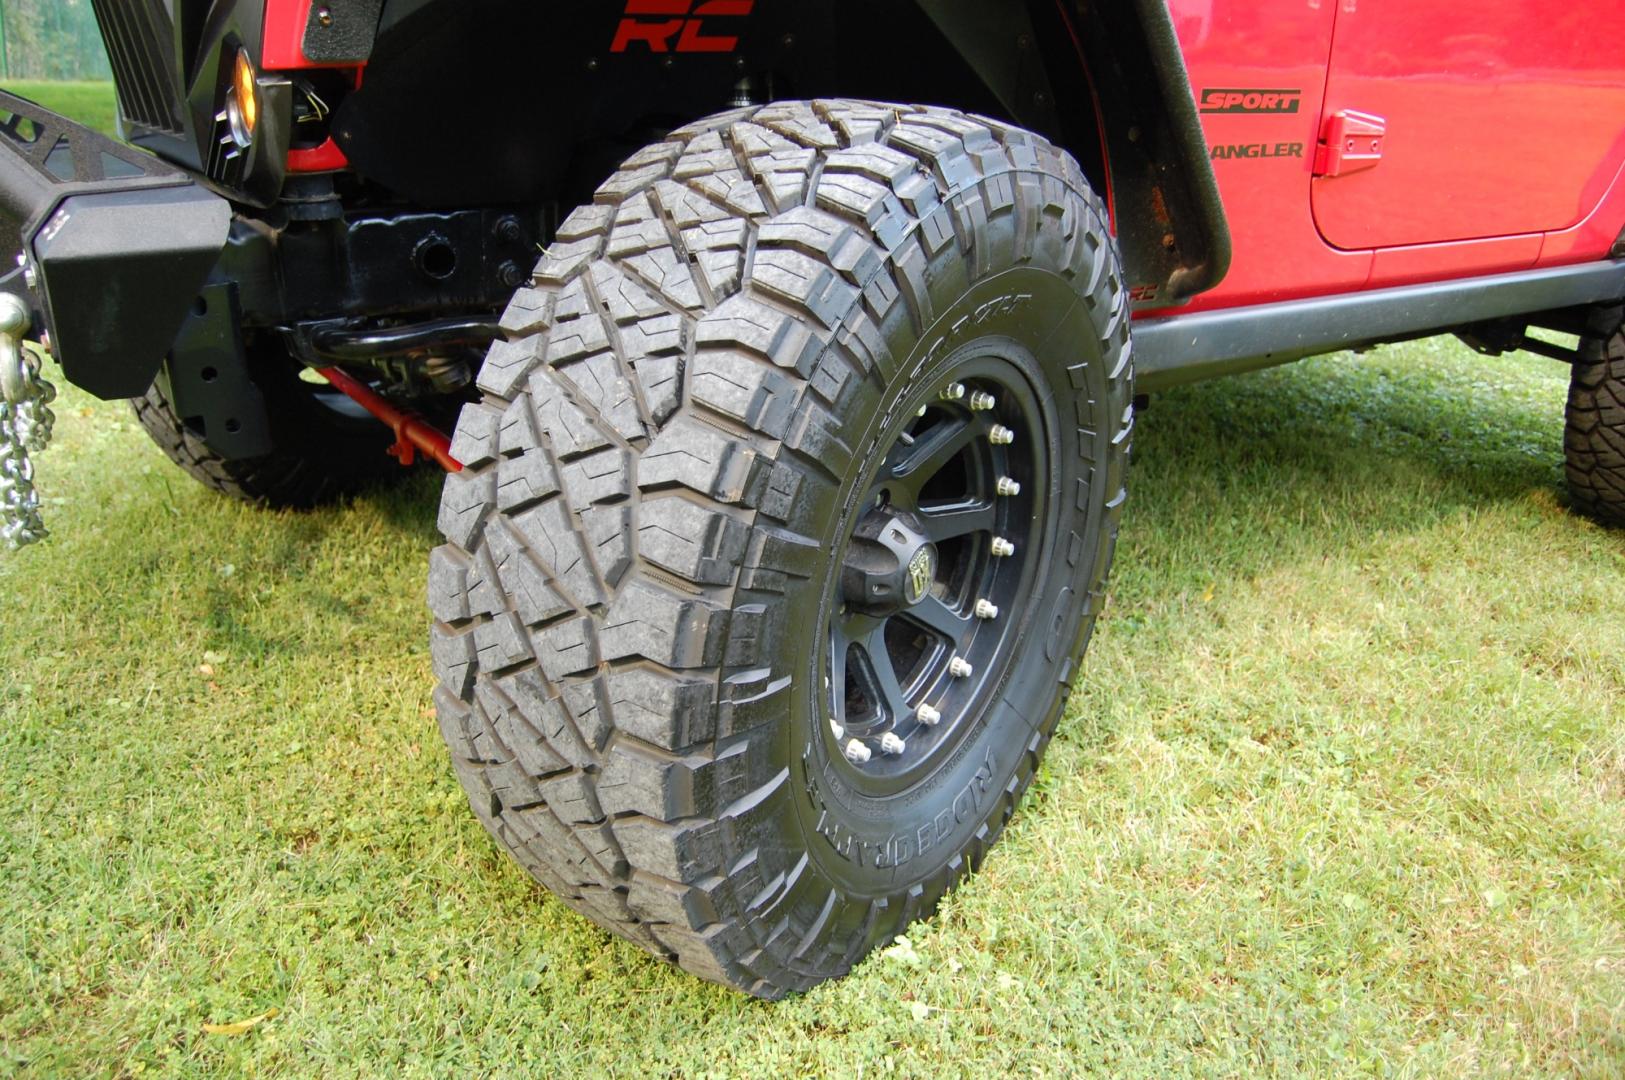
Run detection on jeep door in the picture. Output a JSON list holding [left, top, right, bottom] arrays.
[[1310, 4, 1625, 253]]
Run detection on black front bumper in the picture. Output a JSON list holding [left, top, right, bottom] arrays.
[[0, 89, 229, 400]]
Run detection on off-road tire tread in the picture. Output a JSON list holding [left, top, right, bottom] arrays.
[[430, 100, 1131, 997], [132, 377, 401, 508], [1566, 317, 1625, 526]]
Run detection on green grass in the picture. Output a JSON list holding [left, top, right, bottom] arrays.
[[1, 80, 118, 136], [1, 338, 1622, 1076]]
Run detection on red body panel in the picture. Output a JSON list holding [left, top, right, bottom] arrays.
[[1313, 5, 1625, 251], [260, 0, 313, 70], [286, 137, 351, 173], [1162, 0, 1625, 315]]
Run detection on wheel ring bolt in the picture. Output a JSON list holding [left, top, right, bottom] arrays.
[[940, 382, 966, 402], [989, 425, 1015, 446], [949, 656, 973, 678], [974, 599, 999, 620], [917, 703, 942, 726], [879, 732, 906, 756], [969, 391, 996, 411], [996, 476, 1021, 497], [990, 537, 1015, 558], [845, 738, 873, 764]]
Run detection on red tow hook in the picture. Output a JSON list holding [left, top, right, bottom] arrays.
[[315, 366, 463, 473]]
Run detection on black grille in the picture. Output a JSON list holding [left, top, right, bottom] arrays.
[[91, 0, 185, 136]]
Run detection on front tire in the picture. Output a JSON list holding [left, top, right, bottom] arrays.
[[430, 100, 1133, 997]]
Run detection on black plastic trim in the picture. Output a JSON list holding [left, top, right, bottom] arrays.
[[301, 0, 384, 63], [1134, 260, 1625, 393]]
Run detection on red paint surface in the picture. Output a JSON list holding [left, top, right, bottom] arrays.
[[261, 0, 312, 69], [1313, 5, 1625, 251], [1155, 0, 1625, 315], [287, 137, 350, 173], [1540, 157, 1625, 263]]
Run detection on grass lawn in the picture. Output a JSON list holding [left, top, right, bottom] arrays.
[[1, 80, 118, 136], [0, 336, 1620, 1076]]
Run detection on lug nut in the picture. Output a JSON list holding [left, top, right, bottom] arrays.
[[996, 476, 1021, 497], [940, 382, 965, 401], [844, 738, 872, 764], [990, 537, 1015, 557], [880, 732, 906, 756], [917, 405, 928, 417], [949, 656, 973, 678], [989, 424, 1015, 446], [974, 599, 999, 620], [917, 703, 942, 726], [830, 718, 846, 739], [969, 391, 996, 411]]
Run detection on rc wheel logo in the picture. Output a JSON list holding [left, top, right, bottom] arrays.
[[906, 547, 936, 606], [611, 0, 754, 53]]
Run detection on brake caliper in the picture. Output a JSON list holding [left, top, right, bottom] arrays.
[[0, 292, 56, 550]]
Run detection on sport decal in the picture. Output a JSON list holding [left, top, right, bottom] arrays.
[[1200, 88, 1303, 115]]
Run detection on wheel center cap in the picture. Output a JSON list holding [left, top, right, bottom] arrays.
[[841, 510, 938, 615]]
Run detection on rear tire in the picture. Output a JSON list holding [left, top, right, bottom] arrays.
[[133, 350, 413, 509], [430, 100, 1132, 997], [1565, 310, 1625, 526]]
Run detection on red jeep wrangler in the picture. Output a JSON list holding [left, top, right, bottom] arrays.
[[2, 1, 1621, 997]]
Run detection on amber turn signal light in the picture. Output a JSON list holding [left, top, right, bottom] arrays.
[[227, 50, 259, 147]]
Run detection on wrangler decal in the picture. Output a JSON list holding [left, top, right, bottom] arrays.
[[1209, 142, 1304, 161]]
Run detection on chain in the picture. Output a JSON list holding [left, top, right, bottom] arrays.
[[1, 293, 55, 551]]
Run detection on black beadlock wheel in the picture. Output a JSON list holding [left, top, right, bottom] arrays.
[[825, 355, 1050, 788], [430, 100, 1133, 997], [1566, 307, 1625, 526]]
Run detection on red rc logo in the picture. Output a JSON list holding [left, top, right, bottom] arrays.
[[611, 0, 754, 53]]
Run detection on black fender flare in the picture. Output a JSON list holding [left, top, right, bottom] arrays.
[[918, 0, 1231, 304]]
